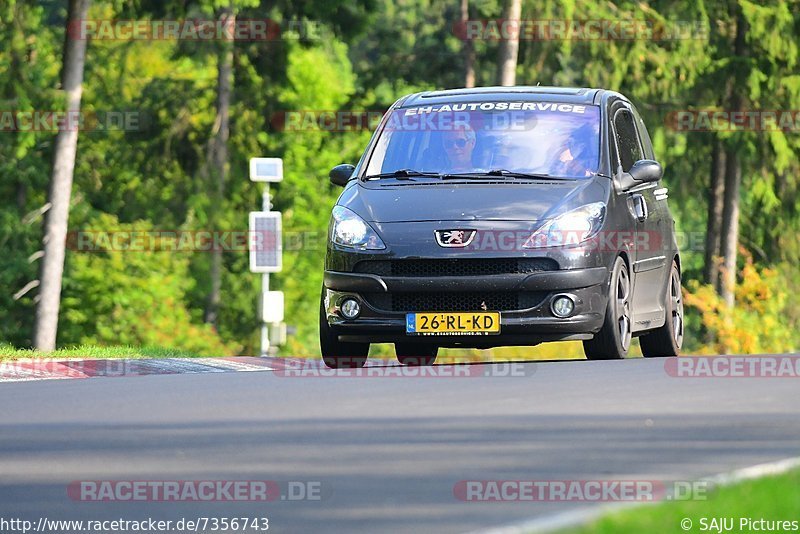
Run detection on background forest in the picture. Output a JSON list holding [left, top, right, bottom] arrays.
[[2, 0, 799, 357]]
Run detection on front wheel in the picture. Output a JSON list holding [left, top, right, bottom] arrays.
[[319, 291, 369, 368], [395, 343, 438, 366], [583, 257, 632, 360], [640, 262, 683, 357]]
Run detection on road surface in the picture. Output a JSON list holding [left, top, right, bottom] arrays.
[[0, 356, 798, 533]]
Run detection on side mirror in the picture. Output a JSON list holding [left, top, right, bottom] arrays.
[[629, 159, 663, 183], [616, 159, 662, 191], [329, 164, 355, 187]]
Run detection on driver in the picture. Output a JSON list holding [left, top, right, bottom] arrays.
[[442, 124, 477, 172]]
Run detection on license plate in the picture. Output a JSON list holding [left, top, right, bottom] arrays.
[[405, 312, 501, 336]]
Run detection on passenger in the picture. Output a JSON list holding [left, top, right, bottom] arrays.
[[556, 124, 598, 177]]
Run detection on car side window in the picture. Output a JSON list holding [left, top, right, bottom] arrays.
[[629, 104, 655, 160], [637, 115, 655, 160], [612, 109, 642, 172]]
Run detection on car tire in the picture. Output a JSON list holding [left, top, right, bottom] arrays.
[[640, 261, 683, 358], [583, 256, 632, 360], [395, 343, 438, 366], [319, 290, 369, 369]]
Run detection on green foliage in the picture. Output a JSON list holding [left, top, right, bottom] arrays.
[[566, 468, 800, 534], [3, 0, 800, 357], [683, 251, 799, 354], [0, 1, 62, 347], [59, 213, 240, 356], [0, 344, 203, 361]]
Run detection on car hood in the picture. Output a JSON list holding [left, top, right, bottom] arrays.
[[337, 178, 608, 223]]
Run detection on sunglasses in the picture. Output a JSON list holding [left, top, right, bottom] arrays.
[[444, 138, 468, 149]]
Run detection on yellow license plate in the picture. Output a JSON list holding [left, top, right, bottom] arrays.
[[406, 312, 501, 336]]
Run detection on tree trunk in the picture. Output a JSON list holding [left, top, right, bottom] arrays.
[[33, 0, 91, 351], [461, 0, 475, 88], [704, 136, 726, 289], [719, 149, 741, 307], [717, 6, 747, 307], [496, 0, 521, 86], [204, 4, 234, 326]]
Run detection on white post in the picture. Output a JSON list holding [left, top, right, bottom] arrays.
[[260, 273, 270, 356], [260, 183, 270, 357]]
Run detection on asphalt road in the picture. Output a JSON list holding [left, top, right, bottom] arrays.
[[1, 356, 799, 533]]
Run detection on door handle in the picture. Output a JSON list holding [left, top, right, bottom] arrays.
[[630, 194, 648, 222]]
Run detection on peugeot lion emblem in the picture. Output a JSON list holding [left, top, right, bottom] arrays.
[[435, 229, 476, 248]]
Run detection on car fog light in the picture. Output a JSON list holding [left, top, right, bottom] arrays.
[[340, 298, 361, 319], [551, 296, 575, 318]]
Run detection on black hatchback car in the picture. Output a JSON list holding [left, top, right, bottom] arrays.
[[320, 86, 683, 368]]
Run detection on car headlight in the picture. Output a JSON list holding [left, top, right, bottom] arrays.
[[330, 206, 386, 250], [523, 202, 606, 248]]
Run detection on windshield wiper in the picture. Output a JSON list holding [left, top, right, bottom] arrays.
[[363, 169, 442, 180], [364, 169, 574, 181], [442, 170, 569, 181]]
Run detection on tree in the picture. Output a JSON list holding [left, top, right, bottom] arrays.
[[717, 4, 747, 307], [496, 0, 521, 86], [460, 0, 475, 88], [702, 0, 799, 306], [33, 0, 91, 351], [704, 137, 725, 289], [203, 2, 235, 326]]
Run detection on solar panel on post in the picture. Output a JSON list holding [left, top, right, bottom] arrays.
[[249, 212, 282, 273]]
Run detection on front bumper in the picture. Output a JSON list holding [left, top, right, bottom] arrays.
[[323, 266, 609, 347]]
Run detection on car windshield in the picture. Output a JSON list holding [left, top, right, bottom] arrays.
[[364, 102, 601, 179]]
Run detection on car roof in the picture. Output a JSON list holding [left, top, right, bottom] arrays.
[[397, 86, 612, 108]]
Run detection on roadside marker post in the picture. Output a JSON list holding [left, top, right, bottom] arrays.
[[248, 158, 284, 356]]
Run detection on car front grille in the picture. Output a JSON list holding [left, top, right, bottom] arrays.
[[363, 291, 547, 312], [354, 257, 558, 278]]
